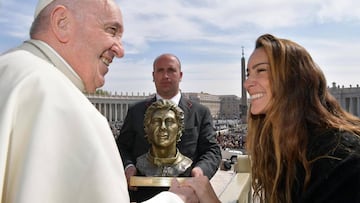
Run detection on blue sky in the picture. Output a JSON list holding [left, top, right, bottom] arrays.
[[1, 0, 360, 96]]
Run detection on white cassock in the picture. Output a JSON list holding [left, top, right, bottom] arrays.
[[0, 40, 183, 203]]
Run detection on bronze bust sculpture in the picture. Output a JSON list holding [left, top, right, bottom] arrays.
[[136, 99, 192, 177]]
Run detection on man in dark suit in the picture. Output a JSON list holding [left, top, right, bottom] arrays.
[[116, 53, 222, 202]]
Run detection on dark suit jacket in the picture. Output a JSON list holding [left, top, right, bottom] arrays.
[[116, 95, 221, 179]]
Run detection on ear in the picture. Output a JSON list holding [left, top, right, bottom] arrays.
[[179, 71, 183, 81], [50, 5, 71, 43], [152, 72, 155, 82]]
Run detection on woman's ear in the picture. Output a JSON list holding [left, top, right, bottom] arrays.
[[50, 5, 71, 43]]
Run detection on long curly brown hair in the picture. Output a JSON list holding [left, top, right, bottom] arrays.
[[246, 34, 360, 203]]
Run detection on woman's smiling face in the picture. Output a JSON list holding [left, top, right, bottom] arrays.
[[244, 47, 272, 115]]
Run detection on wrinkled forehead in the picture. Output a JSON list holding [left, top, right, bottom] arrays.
[[92, 0, 122, 19]]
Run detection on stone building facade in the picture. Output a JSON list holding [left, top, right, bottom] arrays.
[[87, 83, 360, 124], [184, 92, 221, 118], [219, 95, 241, 119], [328, 82, 360, 117]]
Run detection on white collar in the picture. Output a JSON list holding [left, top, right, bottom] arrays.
[[156, 91, 181, 105], [23, 39, 85, 92]]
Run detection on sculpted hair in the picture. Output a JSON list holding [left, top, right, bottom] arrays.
[[144, 99, 184, 142], [246, 34, 360, 203]]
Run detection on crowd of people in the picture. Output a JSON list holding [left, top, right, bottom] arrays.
[[109, 121, 122, 139], [216, 130, 246, 150]]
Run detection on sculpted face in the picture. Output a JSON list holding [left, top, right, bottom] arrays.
[[138, 100, 192, 176], [148, 109, 179, 149]]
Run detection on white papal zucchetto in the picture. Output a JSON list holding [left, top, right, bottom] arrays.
[[34, 0, 55, 18]]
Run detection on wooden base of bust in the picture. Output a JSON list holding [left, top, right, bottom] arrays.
[[130, 176, 189, 187]]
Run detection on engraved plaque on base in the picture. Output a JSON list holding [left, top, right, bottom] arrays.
[[129, 176, 189, 187]]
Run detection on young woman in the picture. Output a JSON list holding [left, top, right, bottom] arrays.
[[245, 34, 360, 202], [181, 34, 360, 203]]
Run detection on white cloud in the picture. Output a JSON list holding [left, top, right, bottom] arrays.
[[1, 0, 360, 96], [317, 0, 360, 22]]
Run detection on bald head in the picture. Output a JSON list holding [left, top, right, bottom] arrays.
[[153, 53, 181, 71]]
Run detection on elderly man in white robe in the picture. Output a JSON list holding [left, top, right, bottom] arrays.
[[0, 0, 198, 202]]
